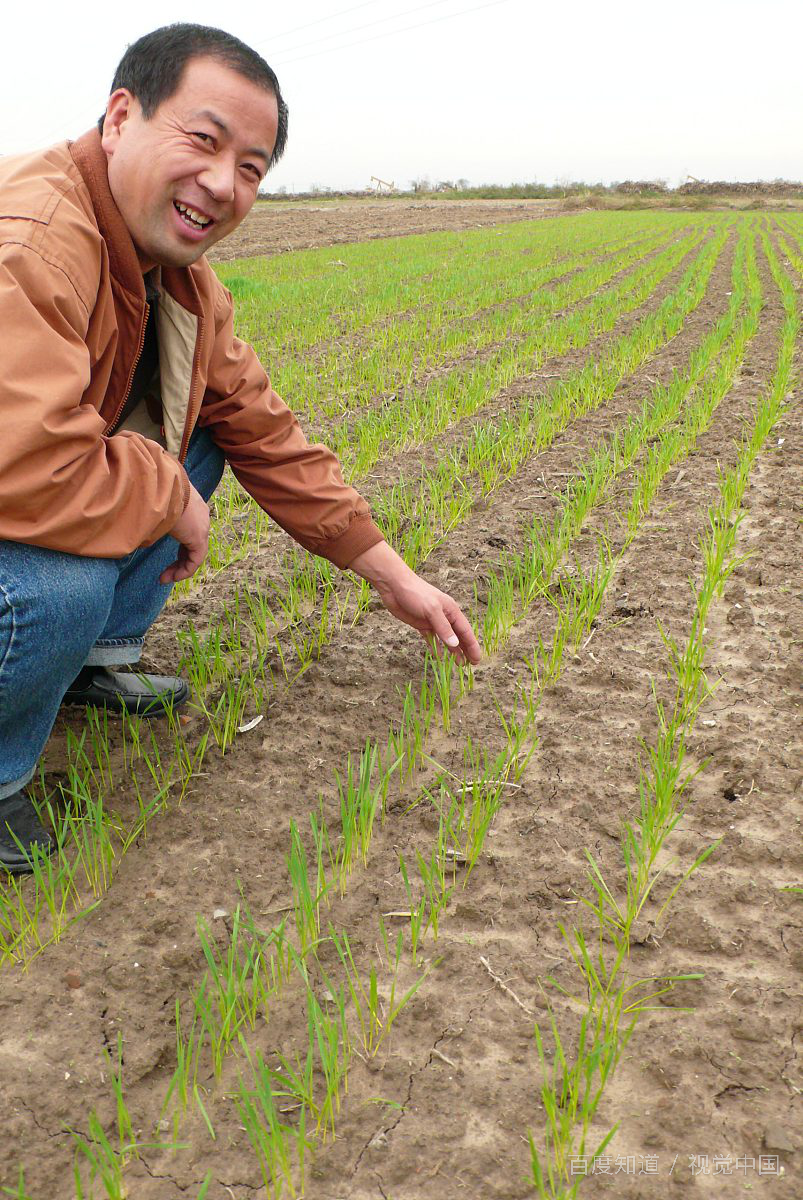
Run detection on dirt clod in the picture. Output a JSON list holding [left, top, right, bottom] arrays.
[[763, 1122, 796, 1154]]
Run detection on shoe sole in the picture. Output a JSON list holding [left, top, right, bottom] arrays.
[[0, 842, 55, 875], [61, 684, 189, 718], [1, 858, 45, 876]]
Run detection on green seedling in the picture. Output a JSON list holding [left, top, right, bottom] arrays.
[[397, 853, 428, 965], [333, 741, 393, 891], [328, 919, 435, 1058], [0, 1168, 34, 1199], [235, 1040, 312, 1199], [287, 820, 325, 959], [528, 1003, 628, 1198]]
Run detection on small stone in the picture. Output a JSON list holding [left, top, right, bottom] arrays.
[[212, 908, 228, 921], [763, 1121, 795, 1154], [727, 603, 754, 627], [64, 970, 82, 990], [158, 1118, 171, 1133]]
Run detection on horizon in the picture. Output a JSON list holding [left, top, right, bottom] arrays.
[[256, 176, 803, 196]]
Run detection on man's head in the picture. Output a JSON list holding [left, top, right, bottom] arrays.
[[99, 24, 288, 271]]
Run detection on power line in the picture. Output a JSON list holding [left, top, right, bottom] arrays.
[[251, 0, 385, 47], [23, 6, 388, 151], [273, 0, 516, 68], [260, 0, 462, 58]]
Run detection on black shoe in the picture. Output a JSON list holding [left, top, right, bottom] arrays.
[[0, 790, 54, 875], [61, 666, 189, 718]]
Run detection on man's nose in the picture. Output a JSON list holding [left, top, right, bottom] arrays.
[[198, 156, 236, 203]]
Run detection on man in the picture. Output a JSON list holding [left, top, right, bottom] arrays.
[[0, 23, 480, 874]]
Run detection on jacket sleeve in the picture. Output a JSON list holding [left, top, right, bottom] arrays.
[[0, 242, 190, 557], [199, 281, 385, 569]]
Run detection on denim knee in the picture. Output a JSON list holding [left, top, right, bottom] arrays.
[[0, 542, 117, 690]]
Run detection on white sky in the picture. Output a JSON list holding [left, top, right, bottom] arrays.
[[1, 0, 800, 191]]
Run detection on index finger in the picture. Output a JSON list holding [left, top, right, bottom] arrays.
[[440, 598, 482, 665]]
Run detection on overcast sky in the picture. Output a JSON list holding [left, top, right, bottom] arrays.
[[2, 0, 800, 191]]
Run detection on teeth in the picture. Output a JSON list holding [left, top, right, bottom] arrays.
[[174, 202, 211, 228]]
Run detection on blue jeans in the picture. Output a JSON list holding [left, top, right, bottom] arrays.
[[0, 429, 225, 800]]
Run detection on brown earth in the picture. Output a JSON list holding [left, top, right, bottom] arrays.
[[208, 198, 565, 262], [0, 222, 800, 1199]]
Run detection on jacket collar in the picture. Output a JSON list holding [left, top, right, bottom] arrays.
[[68, 128, 204, 318], [69, 128, 146, 303]]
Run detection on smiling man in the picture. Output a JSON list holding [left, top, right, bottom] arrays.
[[0, 24, 480, 874]]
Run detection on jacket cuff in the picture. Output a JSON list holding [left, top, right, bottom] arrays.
[[316, 514, 386, 570]]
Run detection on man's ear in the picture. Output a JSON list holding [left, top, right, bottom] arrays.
[[100, 89, 135, 155]]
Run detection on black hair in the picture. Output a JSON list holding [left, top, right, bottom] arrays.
[[97, 23, 288, 169]]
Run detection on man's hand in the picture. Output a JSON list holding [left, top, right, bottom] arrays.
[[160, 484, 211, 584], [349, 541, 481, 666]]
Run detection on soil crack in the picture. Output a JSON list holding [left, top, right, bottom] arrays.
[[352, 1022, 469, 1180], [16, 1097, 62, 1141], [139, 1155, 191, 1192], [714, 1083, 767, 1104], [351, 1067, 415, 1179]]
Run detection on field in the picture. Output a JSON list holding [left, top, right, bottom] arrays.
[[1, 210, 800, 1199]]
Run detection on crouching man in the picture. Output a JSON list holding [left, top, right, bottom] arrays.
[[0, 23, 480, 873]]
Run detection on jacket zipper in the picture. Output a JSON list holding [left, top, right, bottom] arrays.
[[104, 301, 149, 436]]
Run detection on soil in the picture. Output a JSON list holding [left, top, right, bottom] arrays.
[[1, 221, 800, 1199], [208, 198, 563, 262]]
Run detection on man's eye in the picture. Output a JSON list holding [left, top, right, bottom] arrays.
[[193, 131, 213, 144]]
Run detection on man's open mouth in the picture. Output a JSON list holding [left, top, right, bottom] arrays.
[[173, 202, 213, 231]]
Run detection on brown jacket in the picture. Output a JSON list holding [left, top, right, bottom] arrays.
[[0, 130, 384, 567]]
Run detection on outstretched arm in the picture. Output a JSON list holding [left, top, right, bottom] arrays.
[[349, 541, 481, 666]]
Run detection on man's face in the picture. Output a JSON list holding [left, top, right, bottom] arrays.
[[102, 56, 279, 270]]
